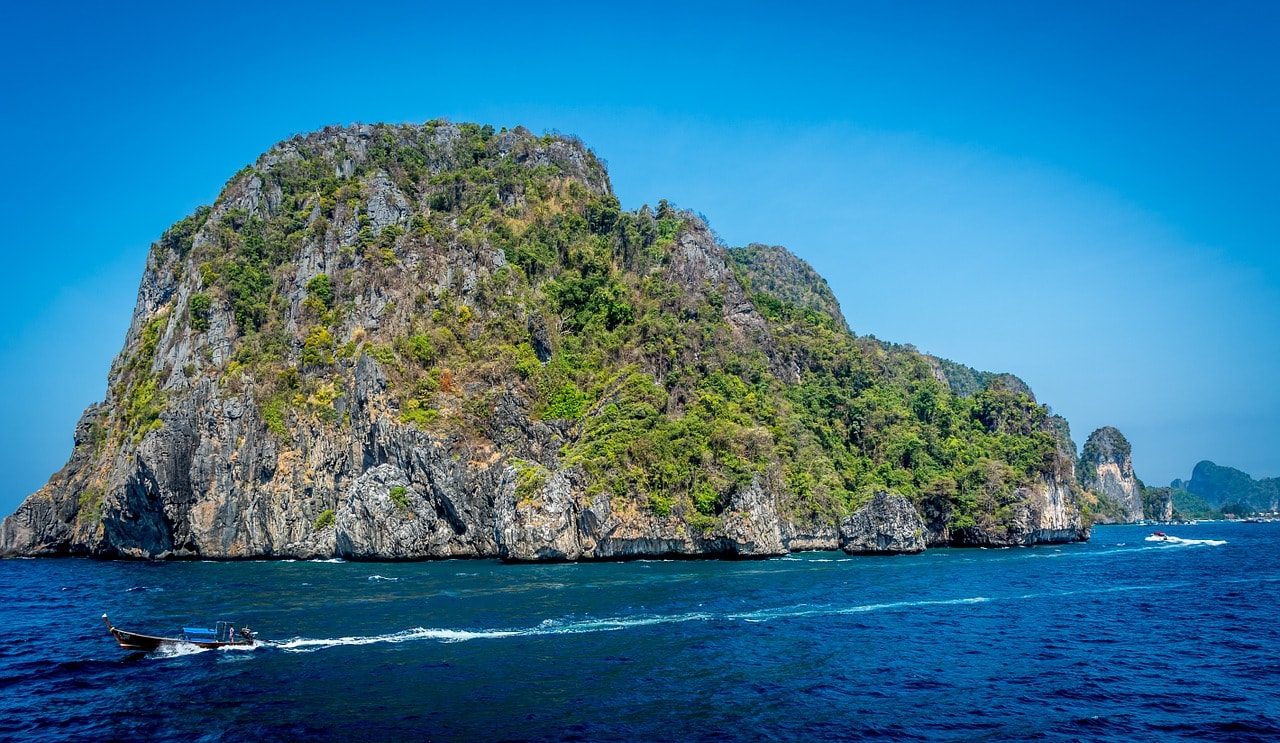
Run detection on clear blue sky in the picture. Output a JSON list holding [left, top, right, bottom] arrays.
[[1, 1, 1276, 516]]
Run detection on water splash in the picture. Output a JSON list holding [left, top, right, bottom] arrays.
[[148, 643, 212, 659]]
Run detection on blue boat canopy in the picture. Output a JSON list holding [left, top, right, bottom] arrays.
[[182, 621, 236, 643]]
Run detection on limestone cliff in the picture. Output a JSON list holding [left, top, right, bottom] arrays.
[[0, 121, 1089, 560], [1079, 426, 1144, 523]]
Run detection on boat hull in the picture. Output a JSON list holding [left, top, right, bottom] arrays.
[[107, 628, 166, 651]]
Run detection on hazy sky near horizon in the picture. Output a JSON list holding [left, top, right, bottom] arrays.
[[0, 1, 1276, 516]]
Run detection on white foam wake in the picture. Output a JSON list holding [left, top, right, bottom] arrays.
[[274, 612, 714, 653], [1144, 535, 1228, 547], [146, 641, 267, 658], [272, 601, 992, 653], [266, 580, 1199, 654], [277, 627, 522, 651], [728, 596, 989, 622]]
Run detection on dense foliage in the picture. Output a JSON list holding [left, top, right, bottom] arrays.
[[127, 121, 1078, 536]]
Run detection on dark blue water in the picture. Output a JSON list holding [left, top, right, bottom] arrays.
[[2, 523, 1278, 742]]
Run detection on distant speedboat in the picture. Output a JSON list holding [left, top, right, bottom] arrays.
[[1146, 531, 1174, 543], [102, 614, 257, 651]]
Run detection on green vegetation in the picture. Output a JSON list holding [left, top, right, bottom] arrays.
[[389, 485, 410, 510], [188, 293, 214, 332], [301, 326, 335, 366], [1079, 426, 1132, 484], [726, 244, 846, 329], [305, 273, 334, 311], [77, 487, 105, 523], [313, 509, 336, 530], [1145, 470, 1278, 521], [157, 205, 211, 260], [112, 311, 171, 441], [122, 377, 165, 439], [511, 459, 549, 503], [262, 394, 290, 437]]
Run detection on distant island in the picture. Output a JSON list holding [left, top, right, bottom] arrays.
[[1160, 461, 1279, 520], [7, 120, 1192, 561], [1076, 424, 1276, 522]]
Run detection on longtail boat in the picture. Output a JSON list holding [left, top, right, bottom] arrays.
[[102, 614, 257, 651]]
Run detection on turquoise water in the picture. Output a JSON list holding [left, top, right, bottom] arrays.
[[1, 522, 1278, 741]]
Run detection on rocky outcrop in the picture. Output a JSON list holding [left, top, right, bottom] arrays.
[[497, 473, 791, 561], [839, 492, 926, 554], [1079, 426, 1144, 523]]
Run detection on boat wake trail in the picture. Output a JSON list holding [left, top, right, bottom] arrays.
[[275, 612, 715, 652], [728, 596, 989, 622], [273, 575, 1211, 653], [275, 599, 1001, 653], [277, 627, 521, 651], [1145, 535, 1228, 547]]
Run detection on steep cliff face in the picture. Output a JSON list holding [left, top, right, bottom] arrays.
[[0, 121, 1089, 560], [1079, 426, 1144, 523]]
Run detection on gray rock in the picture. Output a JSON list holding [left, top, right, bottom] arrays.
[[839, 492, 927, 554], [365, 174, 409, 236], [497, 468, 585, 561], [336, 463, 457, 559], [718, 476, 786, 556]]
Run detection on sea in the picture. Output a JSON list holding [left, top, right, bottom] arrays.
[[1, 522, 1278, 742]]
